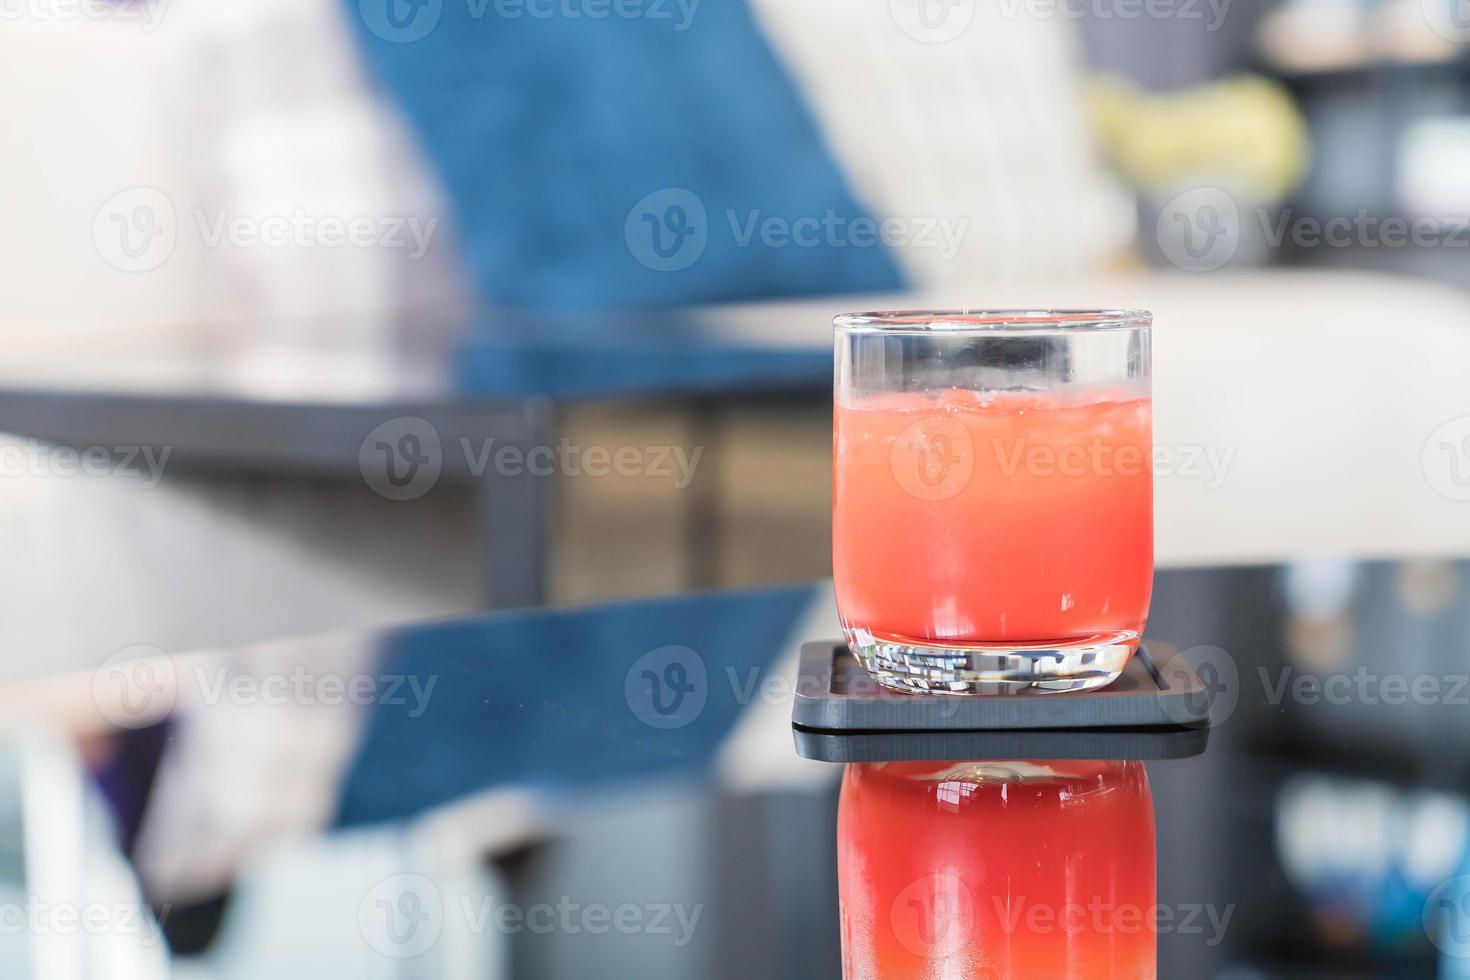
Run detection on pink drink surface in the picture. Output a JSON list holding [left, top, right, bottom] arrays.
[[833, 389, 1153, 644]]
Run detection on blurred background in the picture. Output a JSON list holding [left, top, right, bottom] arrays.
[[1, 0, 1470, 975]]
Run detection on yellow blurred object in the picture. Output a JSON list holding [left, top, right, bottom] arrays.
[[1088, 74, 1312, 202]]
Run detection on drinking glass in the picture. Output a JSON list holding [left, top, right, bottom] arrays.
[[837, 760, 1157, 979], [833, 310, 1153, 693]]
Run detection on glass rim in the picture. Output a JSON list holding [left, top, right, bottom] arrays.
[[832, 309, 1152, 334]]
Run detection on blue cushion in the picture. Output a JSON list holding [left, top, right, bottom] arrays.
[[344, 0, 904, 309]]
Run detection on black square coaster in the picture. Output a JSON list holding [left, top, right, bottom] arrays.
[[791, 641, 1211, 733], [791, 724, 1209, 763]]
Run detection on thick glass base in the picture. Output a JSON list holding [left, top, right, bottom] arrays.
[[842, 627, 1141, 695]]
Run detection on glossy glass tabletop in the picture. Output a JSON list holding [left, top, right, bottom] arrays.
[[4, 557, 1469, 978]]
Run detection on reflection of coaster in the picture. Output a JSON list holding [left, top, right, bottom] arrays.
[[792, 724, 1209, 763], [791, 641, 1210, 732]]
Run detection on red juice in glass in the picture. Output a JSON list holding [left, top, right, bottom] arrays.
[[837, 760, 1157, 980], [832, 311, 1153, 693]]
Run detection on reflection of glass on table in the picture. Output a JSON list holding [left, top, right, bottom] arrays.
[[837, 760, 1156, 979]]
